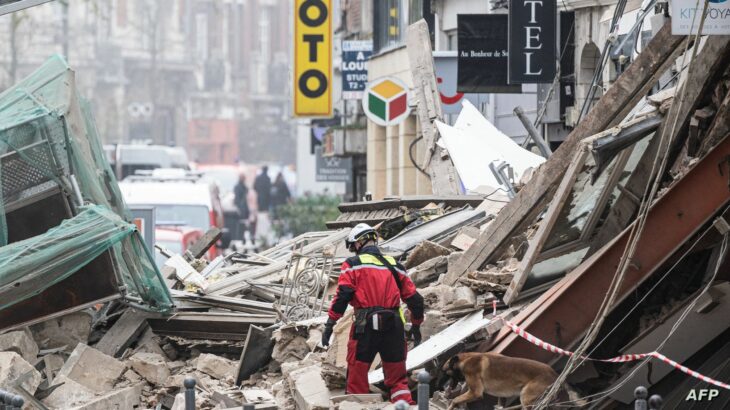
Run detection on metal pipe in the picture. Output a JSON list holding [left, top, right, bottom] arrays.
[[0, 390, 8, 410], [69, 174, 85, 207], [11, 396, 23, 410], [648, 394, 663, 410], [417, 370, 431, 410], [634, 386, 648, 410], [514, 106, 552, 158], [184, 377, 196, 410]]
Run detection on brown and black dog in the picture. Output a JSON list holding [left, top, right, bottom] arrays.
[[442, 352, 575, 409]]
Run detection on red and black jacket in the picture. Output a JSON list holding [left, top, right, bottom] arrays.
[[328, 246, 424, 325]]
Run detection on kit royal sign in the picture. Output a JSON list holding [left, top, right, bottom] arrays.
[[293, 0, 332, 117], [671, 0, 730, 35], [362, 77, 411, 126]]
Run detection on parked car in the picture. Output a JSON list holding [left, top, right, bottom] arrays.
[[154, 226, 204, 267], [119, 169, 229, 259]]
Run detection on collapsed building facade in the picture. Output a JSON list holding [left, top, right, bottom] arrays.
[[0, 12, 730, 410]]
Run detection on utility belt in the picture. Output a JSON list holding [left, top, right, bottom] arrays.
[[354, 306, 405, 335]]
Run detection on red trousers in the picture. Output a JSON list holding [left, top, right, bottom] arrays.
[[345, 320, 413, 404]]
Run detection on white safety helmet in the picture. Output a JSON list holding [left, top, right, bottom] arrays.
[[345, 223, 377, 252]]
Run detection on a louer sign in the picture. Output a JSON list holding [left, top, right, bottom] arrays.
[[508, 0, 557, 84]]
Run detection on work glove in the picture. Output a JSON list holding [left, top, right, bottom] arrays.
[[321, 318, 336, 347], [411, 324, 422, 347]]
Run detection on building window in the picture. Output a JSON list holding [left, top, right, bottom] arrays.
[[446, 30, 457, 51], [374, 0, 404, 53], [408, 0, 423, 25], [374, 1, 433, 54]]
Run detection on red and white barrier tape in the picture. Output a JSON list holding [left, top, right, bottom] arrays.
[[491, 301, 730, 390]]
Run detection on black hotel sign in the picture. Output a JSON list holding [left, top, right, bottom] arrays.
[[508, 0, 556, 84]]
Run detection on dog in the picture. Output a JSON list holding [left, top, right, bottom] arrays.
[[442, 352, 573, 409]]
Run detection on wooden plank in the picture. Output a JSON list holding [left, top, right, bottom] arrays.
[[186, 227, 222, 259], [95, 309, 151, 358], [406, 20, 460, 195], [590, 36, 730, 253], [503, 148, 589, 305], [445, 21, 686, 285], [699, 85, 730, 155], [236, 325, 274, 385]]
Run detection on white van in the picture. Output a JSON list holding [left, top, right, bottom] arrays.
[[119, 169, 227, 258]]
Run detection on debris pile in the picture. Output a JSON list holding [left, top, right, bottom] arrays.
[[1, 19, 730, 410]]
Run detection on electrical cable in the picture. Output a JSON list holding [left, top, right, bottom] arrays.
[[408, 135, 430, 178], [479, 186, 512, 203], [535, 2, 711, 407]]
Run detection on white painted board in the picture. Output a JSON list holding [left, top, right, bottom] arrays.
[[435, 100, 545, 192], [368, 311, 491, 384]]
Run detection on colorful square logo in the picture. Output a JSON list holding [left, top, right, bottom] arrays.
[[362, 77, 411, 126]]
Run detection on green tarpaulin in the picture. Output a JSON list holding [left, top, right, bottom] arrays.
[[0, 55, 173, 313]]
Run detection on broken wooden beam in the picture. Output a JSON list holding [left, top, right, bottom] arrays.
[[186, 227, 222, 260], [445, 21, 687, 285], [590, 36, 730, 253], [503, 147, 590, 305], [147, 312, 276, 341], [488, 133, 730, 363], [95, 309, 151, 358]]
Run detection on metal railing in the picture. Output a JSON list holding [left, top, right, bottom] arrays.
[[279, 247, 336, 321]]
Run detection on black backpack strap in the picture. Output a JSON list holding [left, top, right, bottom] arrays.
[[372, 253, 403, 292]]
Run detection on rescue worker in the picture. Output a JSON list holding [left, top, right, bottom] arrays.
[[322, 223, 425, 404]]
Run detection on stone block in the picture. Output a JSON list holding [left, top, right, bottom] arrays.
[[452, 286, 477, 308], [287, 365, 330, 410], [123, 369, 142, 383], [134, 328, 168, 358], [409, 255, 448, 287], [404, 241, 451, 269], [419, 285, 455, 310], [57, 343, 126, 393], [242, 388, 275, 403], [0, 351, 42, 394], [69, 384, 142, 410], [0, 329, 39, 363], [43, 353, 65, 384], [129, 352, 170, 386], [170, 393, 186, 410], [196, 353, 236, 380], [420, 311, 450, 341], [42, 375, 96, 409], [31, 311, 92, 352]]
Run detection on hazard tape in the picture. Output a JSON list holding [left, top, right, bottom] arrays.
[[491, 301, 730, 390]]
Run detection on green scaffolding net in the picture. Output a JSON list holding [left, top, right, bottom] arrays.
[[0, 55, 173, 313]]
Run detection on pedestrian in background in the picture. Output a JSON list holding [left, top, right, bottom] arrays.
[[270, 172, 291, 219], [254, 166, 272, 212], [233, 172, 250, 241]]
